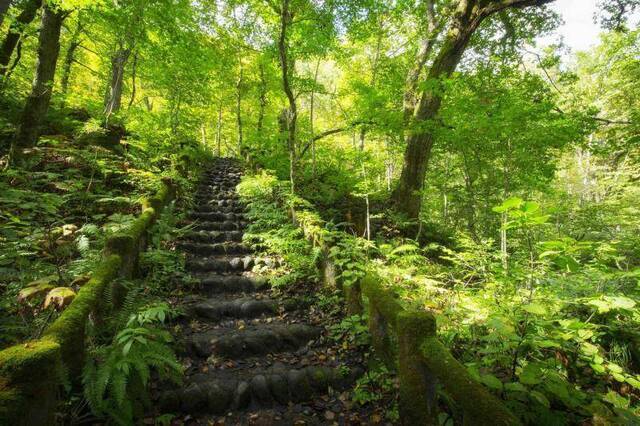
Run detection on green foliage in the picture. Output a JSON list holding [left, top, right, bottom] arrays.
[[329, 314, 370, 348], [239, 173, 319, 288], [352, 365, 398, 420], [83, 304, 182, 425]]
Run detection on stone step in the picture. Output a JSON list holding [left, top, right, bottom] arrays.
[[189, 220, 249, 232], [193, 204, 245, 214], [194, 190, 238, 198], [191, 297, 277, 321], [196, 198, 243, 207], [159, 365, 361, 415], [182, 230, 244, 244], [186, 324, 322, 359], [197, 183, 238, 191], [190, 212, 246, 222], [194, 195, 238, 204], [179, 241, 252, 255], [187, 256, 255, 273], [189, 297, 301, 321], [195, 274, 267, 295]]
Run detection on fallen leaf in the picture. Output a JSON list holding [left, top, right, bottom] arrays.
[[44, 287, 76, 310]]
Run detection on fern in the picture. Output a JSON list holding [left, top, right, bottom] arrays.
[[83, 304, 182, 425]]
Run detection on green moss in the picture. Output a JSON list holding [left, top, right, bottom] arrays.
[[419, 337, 521, 426], [44, 255, 121, 374], [343, 280, 363, 315], [142, 180, 175, 212], [0, 338, 62, 426], [0, 338, 60, 384], [361, 274, 403, 320], [396, 311, 438, 425], [361, 274, 403, 369]]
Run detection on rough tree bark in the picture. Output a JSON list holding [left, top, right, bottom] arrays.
[[402, 0, 438, 122], [103, 45, 131, 119], [277, 0, 297, 192], [104, 3, 143, 119], [309, 58, 320, 177], [10, 3, 64, 162], [256, 62, 267, 138], [0, 0, 13, 26], [256, 65, 267, 133], [236, 61, 243, 157], [392, 0, 555, 220], [216, 104, 222, 157], [60, 13, 84, 96], [128, 50, 138, 108], [0, 0, 42, 78]]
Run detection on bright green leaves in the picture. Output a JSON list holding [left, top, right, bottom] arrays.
[[522, 302, 547, 316], [586, 296, 636, 313], [493, 197, 550, 230], [84, 304, 182, 423]]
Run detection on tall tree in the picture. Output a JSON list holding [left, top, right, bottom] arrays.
[[9, 1, 65, 162], [103, 0, 145, 120], [60, 12, 84, 96], [0, 0, 42, 78], [276, 0, 297, 190], [391, 0, 555, 220]]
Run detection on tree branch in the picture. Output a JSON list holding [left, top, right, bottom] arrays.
[[298, 120, 375, 159], [480, 0, 556, 17]]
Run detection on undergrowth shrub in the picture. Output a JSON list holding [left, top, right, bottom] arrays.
[[83, 303, 182, 425]]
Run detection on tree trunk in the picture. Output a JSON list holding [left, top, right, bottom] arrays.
[[128, 50, 138, 108], [310, 58, 319, 177], [216, 104, 222, 157], [0, 0, 13, 26], [256, 62, 266, 137], [359, 22, 384, 151], [10, 3, 64, 162], [0, 0, 42, 78], [200, 122, 207, 145], [277, 0, 297, 192], [60, 14, 84, 96], [1, 33, 23, 86], [103, 46, 131, 119], [236, 61, 243, 157], [402, 0, 437, 122]]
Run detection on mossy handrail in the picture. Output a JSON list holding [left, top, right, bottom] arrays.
[[287, 202, 521, 426], [0, 179, 176, 425]]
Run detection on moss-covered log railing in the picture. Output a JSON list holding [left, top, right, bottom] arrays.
[[287, 202, 521, 426], [0, 179, 176, 425]]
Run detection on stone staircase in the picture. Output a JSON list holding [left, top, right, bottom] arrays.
[[158, 158, 362, 424]]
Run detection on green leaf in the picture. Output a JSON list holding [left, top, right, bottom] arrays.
[[607, 363, 623, 373], [505, 382, 527, 392], [391, 244, 419, 255], [122, 340, 133, 356], [480, 374, 503, 391], [625, 377, 640, 389], [522, 303, 547, 315], [520, 364, 543, 385], [531, 391, 550, 408], [603, 390, 629, 409], [493, 197, 523, 213]]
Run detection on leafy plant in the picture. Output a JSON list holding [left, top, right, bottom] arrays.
[[83, 304, 182, 425]]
